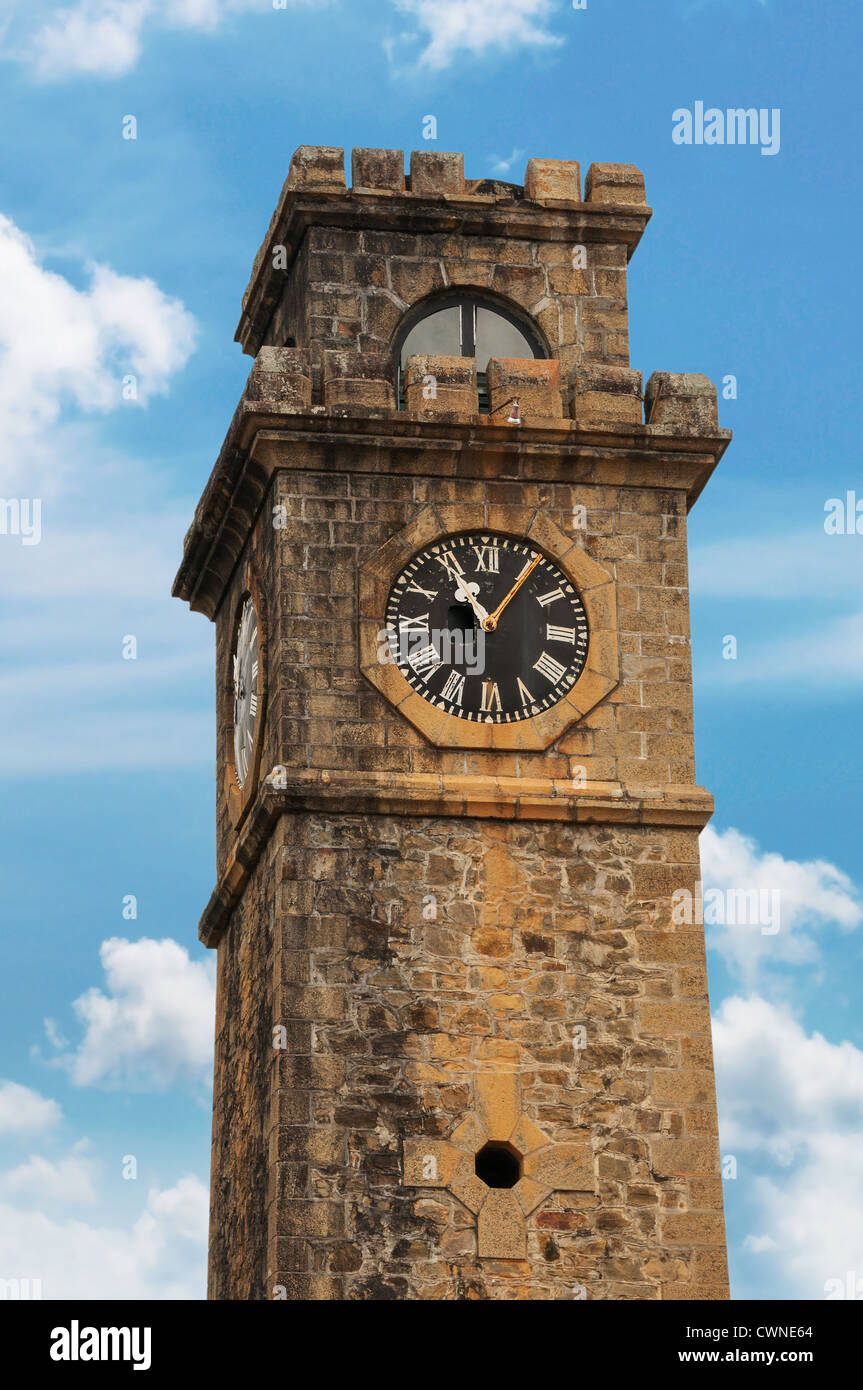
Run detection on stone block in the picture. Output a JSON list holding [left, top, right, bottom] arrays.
[[351, 147, 405, 191], [477, 1189, 526, 1259], [524, 158, 581, 202], [403, 353, 477, 416], [409, 150, 465, 194], [245, 347, 311, 411], [572, 363, 643, 429], [585, 163, 647, 205], [486, 356, 562, 421], [286, 146, 346, 192], [322, 348, 395, 409], [645, 372, 719, 433]]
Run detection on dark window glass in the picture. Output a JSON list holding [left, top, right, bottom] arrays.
[[395, 295, 543, 412]]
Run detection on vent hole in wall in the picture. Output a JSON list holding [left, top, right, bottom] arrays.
[[475, 1141, 522, 1189]]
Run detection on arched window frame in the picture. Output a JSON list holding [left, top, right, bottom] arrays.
[[392, 292, 548, 413]]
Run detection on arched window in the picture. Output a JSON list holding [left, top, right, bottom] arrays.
[[394, 294, 545, 412]]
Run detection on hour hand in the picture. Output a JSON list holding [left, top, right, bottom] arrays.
[[441, 564, 489, 624]]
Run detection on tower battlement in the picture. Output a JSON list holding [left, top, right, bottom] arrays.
[[237, 146, 651, 391]]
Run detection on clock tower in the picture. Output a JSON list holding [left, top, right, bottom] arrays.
[[174, 145, 731, 1300]]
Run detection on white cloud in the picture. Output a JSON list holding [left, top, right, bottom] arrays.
[[691, 529, 862, 601], [0, 1082, 61, 1137], [2, 1145, 99, 1204], [49, 938, 216, 1091], [691, 528, 863, 690], [0, 214, 196, 491], [701, 825, 862, 984], [0, 211, 209, 774], [0, 1174, 208, 1298], [713, 996, 863, 1297], [30, 0, 150, 78], [4, 0, 324, 81], [4, 0, 559, 81], [389, 0, 563, 70], [490, 147, 525, 177], [737, 610, 863, 688]]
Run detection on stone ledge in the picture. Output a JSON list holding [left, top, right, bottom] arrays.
[[197, 773, 714, 946]]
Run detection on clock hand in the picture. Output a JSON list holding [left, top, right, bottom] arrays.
[[441, 562, 490, 625], [482, 554, 541, 632]]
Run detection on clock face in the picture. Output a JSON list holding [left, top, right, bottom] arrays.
[[232, 596, 260, 787], [385, 532, 589, 724]]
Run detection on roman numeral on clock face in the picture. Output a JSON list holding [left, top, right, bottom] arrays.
[[439, 670, 465, 705], [480, 681, 503, 713], [410, 644, 441, 674], [249, 693, 258, 717], [516, 677, 536, 705], [399, 614, 429, 636], [406, 581, 438, 601], [436, 551, 464, 578], [546, 624, 576, 644], [537, 588, 565, 608], [472, 545, 499, 572], [533, 651, 567, 683]]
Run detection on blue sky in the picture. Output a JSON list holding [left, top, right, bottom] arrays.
[[0, 0, 861, 1300]]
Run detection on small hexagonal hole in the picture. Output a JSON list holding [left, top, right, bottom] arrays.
[[475, 1141, 522, 1189]]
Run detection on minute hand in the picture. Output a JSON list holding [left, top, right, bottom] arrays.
[[482, 555, 541, 632]]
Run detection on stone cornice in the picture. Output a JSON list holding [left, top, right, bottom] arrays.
[[172, 403, 731, 619], [197, 772, 714, 947]]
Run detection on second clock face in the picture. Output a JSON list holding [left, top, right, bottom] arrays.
[[232, 596, 260, 787], [385, 532, 590, 723]]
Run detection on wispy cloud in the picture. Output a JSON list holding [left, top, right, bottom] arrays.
[[2, 0, 325, 80], [490, 146, 526, 177], [387, 0, 563, 72], [46, 937, 216, 1091], [0, 1081, 62, 1137], [0, 213, 196, 492], [1, 1143, 99, 1204], [0, 1173, 208, 1297], [691, 527, 863, 690], [0, 211, 208, 776], [702, 825, 862, 986], [714, 995, 863, 1298]]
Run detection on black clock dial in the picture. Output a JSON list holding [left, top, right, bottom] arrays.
[[232, 596, 259, 787], [385, 532, 589, 723]]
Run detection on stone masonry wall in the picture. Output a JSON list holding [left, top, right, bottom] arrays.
[[252, 810, 726, 1300], [266, 224, 630, 406], [208, 826, 277, 1299]]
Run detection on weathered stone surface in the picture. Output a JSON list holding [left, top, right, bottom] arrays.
[[184, 145, 730, 1303], [572, 363, 644, 428], [524, 158, 581, 203], [409, 150, 465, 194], [351, 147, 405, 191], [486, 356, 562, 421], [205, 808, 727, 1299], [645, 372, 718, 433], [585, 163, 647, 206], [286, 145, 346, 192], [478, 1190, 526, 1259], [404, 353, 477, 417]]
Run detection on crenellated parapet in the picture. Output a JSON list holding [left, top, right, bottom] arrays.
[[236, 145, 652, 391], [230, 343, 723, 436]]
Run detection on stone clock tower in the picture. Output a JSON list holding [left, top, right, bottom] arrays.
[[174, 145, 731, 1301]]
